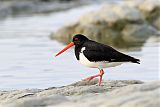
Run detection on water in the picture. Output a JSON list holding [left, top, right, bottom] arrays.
[[0, 4, 159, 90]]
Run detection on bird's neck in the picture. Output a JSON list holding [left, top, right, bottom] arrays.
[[75, 45, 83, 60]]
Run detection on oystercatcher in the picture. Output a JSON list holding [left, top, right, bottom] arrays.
[[55, 34, 140, 85]]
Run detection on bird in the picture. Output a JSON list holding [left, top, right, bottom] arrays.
[[55, 34, 140, 86]]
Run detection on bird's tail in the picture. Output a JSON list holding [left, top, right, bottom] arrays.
[[131, 58, 140, 64], [120, 53, 140, 64]]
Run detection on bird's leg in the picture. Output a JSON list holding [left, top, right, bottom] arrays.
[[82, 69, 104, 86], [98, 69, 104, 86], [82, 74, 100, 81]]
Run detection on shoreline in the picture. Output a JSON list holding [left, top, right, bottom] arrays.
[[0, 79, 159, 107]]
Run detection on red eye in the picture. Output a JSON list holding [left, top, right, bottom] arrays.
[[75, 37, 78, 40]]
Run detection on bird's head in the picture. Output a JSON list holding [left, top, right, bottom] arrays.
[[55, 34, 88, 57], [72, 34, 88, 46]]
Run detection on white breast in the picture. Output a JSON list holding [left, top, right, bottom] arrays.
[[79, 47, 123, 69]]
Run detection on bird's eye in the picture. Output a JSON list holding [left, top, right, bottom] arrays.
[[74, 37, 78, 41]]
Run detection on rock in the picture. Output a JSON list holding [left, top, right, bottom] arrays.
[[124, 0, 144, 8], [3, 95, 69, 107], [0, 80, 160, 107], [109, 4, 143, 22], [125, 0, 160, 28], [146, 35, 160, 43], [154, 16, 160, 29], [138, 0, 160, 14], [79, 3, 144, 25], [97, 4, 120, 24], [138, 0, 160, 29], [122, 23, 158, 42], [51, 0, 160, 48], [78, 11, 103, 25]]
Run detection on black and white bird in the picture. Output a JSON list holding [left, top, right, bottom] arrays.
[[55, 34, 140, 85]]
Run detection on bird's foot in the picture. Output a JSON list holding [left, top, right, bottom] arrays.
[[82, 74, 100, 81], [82, 69, 104, 86]]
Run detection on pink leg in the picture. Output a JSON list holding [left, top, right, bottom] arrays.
[[83, 69, 104, 86], [99, 69, 104, 86]]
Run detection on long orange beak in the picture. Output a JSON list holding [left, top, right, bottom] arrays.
[[55, 42, 74, 57]]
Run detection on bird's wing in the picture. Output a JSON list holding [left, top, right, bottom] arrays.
[[83, 41, 140, 63]]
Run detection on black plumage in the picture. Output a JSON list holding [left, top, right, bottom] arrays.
[[73, 34, 140, 64]]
